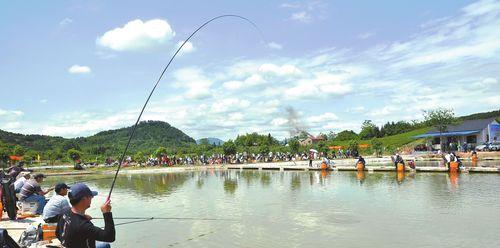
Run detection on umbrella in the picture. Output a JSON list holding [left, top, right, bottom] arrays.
[[310, 149, 318, 153]]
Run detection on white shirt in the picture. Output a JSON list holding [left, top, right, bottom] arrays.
[[14, 177, 27, 191]]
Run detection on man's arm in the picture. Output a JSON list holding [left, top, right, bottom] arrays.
[[82, 212, 116, 242], [83, 201, 115, 242]]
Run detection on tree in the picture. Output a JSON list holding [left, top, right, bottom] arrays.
[[288, 138, 300, 154], [371, 138, 383, 157], [67, 149, 83, 163], [155, 147, 168, 157], [222, 140, 236, 155], [134, 151, 146, 165], [0, 141, 11, 167], [258, 144, 270, 155], [359, 120, 380, 140], [334, 130, 359, 141], [423, 108, 457, 151], [316, 141, 328, 154], [13, 145, 26, 156], [348, 140, 359, 154]]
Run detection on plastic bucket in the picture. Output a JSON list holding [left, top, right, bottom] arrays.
[[321, 162, 328, 170], [356, 163, 364, 170], [42, 223, 57, 241], [397, 163, 405, 172], [449, 161, 459, 172]]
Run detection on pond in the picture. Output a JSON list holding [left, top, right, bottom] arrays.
[[44, 169, 500, 248]]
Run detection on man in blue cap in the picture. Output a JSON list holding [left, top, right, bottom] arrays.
[[56, 183, 115, 248]]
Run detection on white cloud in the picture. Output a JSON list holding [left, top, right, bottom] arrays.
[[96, 19, 175, 51], [271, 118, 288, 126], [59, 18, 73, 28], [259, 63, 301, 76], [290, 11, 312, 22], [358, 32, 375, 39], [176, 41, 196, 55], [285, 71, 353, 99], [267, 42, 283, 50], [0, 108, 24, 117], [173, 68, 212, 100], [308, 113, 339, 123], [40, 99, 48, 104], [68, 65, 91, 74]]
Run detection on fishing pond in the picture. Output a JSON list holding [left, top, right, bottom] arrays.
[[45, 169, 500, 247]]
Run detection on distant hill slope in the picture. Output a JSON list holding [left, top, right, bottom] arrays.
[[196, 137, 225, 146], [0, 121, 196, 155]]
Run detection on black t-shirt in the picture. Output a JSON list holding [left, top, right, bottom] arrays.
[[56, 210, 115, 248]]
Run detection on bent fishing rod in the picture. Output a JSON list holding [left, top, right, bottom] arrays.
[[107, 15, 263, 202]]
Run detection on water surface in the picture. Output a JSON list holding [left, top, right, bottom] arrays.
[[45, 170, 500, 248]]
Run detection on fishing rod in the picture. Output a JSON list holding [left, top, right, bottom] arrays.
[[96, 216, 237, 227], [95, 216, 236, 221], [106, 15, 263, 202]]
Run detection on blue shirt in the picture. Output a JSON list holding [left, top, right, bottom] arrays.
[[42, 194, 71, 220]]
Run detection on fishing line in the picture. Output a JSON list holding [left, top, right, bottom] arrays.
[[107, 15, 264, 201]]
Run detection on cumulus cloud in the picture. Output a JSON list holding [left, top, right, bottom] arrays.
[[285, 71, 353, 99], [68, 65, 91, 74], [96, 19, 175, 51], [290, 11, 312, 22], [176, 41, 196, 55], [358, 32, 375, 39], [59, 18, 73, 28], [259, 63, 301, 76], [308, 113, 339, 123], [173, 68, 213, 100], [267, 42, 283, 50]]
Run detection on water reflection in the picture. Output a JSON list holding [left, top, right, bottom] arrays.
[[356, 171, 365, 184], [396, 171, 405, 184], [291, 172, 302, 191]]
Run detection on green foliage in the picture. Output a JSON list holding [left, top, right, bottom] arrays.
[[234, 133, 279, 147], [134, 151, 146, 164], [0, 141, 11, 164], [423, 108, 457, 133], [155, 147, 168, 157], [380, 121, 414, 136], [359, 120, 380, 140], [334, 130, 359, 141], [13, 145, 25, 156], [348, 140, 359, 153], [258, 145, 270, 155], [67, 149, 83, 162], [316, 140, 328, 154], [288, 138, 300, 153], [222, 140, 236, 155], [371, 138, 383, 157]]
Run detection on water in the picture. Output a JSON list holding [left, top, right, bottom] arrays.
[[44, 170, 500, 248]]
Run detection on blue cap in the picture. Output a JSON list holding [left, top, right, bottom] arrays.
[[69, 183, 98, 199]]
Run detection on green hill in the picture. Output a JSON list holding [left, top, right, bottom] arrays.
[[0, 121, 196, 160]]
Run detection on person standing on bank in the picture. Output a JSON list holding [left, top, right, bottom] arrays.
[[43, 183, 71, 223], [56, 183, 115, 248]]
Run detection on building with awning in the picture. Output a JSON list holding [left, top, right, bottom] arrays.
[[413, 118, 499, 150]]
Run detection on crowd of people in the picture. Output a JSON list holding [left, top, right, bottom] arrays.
[[109, 149, 362, 168]]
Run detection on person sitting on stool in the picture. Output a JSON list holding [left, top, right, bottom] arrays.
[[43, 183, 71, 223]]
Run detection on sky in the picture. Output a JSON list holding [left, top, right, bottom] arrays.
[[0, 0, 499, 140]]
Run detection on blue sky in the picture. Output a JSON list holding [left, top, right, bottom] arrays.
[[0, 0, 499, 140]]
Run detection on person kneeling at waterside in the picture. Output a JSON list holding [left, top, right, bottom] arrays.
[[356, 156, 366, 170], [56, 183, 115, 248], [43, 183, 71, 223], [392, 153, 405, 170]]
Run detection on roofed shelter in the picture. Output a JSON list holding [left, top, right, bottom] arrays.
[[413, 118, 499, 151]]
